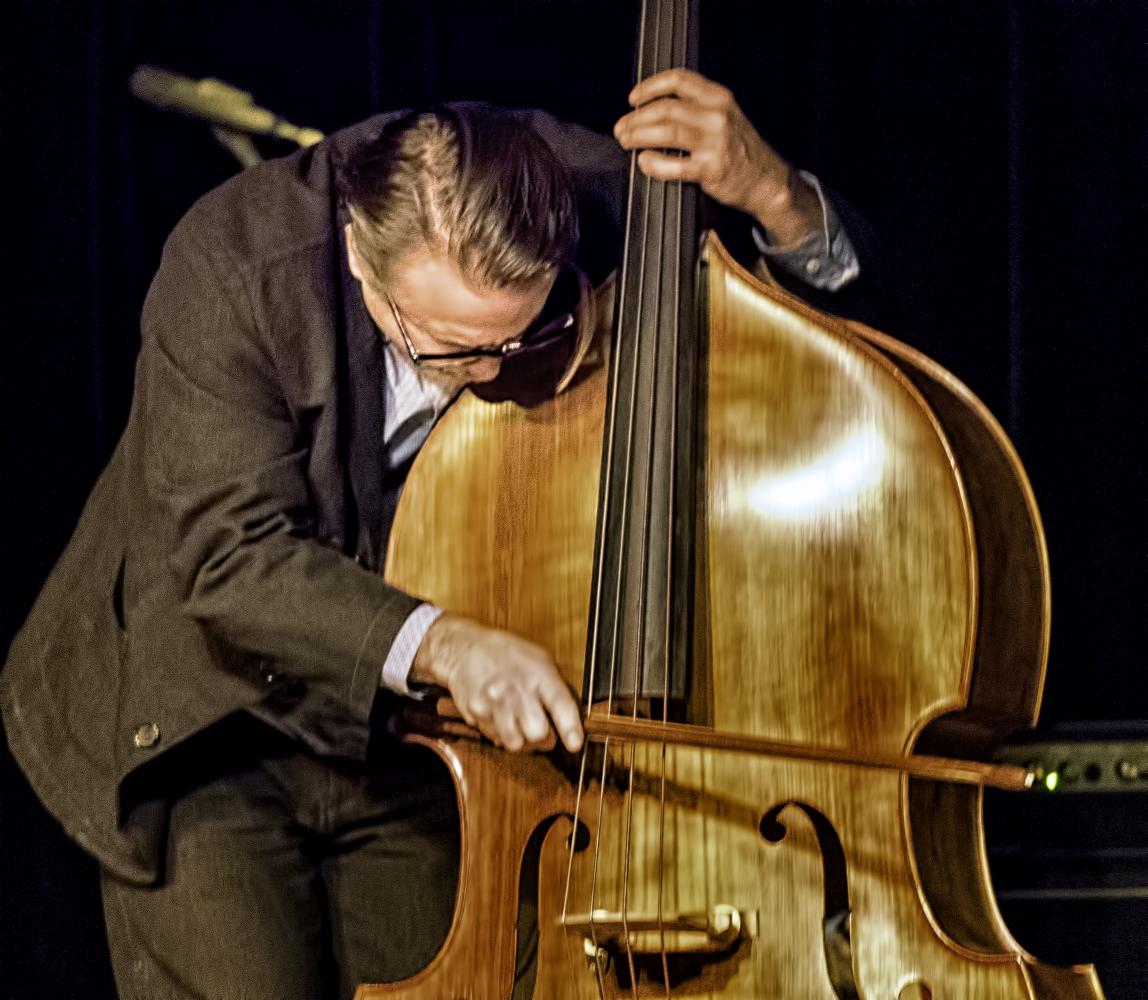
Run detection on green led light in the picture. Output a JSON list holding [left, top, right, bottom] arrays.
[[1044, 771, 1060, 792]]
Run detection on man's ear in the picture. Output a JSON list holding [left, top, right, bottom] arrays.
[[345, 223, 364, 282]]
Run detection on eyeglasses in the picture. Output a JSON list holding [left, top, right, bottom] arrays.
[[382, 267, 583, 367]]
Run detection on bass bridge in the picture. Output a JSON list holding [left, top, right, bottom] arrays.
[[564, 904, 758, 991]]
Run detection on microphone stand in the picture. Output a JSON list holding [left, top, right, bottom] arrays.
[[210, 127, 264, 168], [129, 65, 325, 168]]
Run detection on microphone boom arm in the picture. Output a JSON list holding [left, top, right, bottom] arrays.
[[129, 65, 325, 167]]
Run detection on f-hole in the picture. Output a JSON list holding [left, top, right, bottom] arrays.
[[760, 801, 861, 1000], [511, 815, 589, 1000]]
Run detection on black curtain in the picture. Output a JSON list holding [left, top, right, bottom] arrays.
[[2, 1, 1144, 996]]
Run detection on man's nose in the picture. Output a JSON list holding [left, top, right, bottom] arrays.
[[466, 356, 503, 383]]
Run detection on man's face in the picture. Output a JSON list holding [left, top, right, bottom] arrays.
[[346, 225, 556, 386]]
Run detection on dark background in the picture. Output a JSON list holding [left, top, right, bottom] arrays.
[[1, 0, 1144, 996]]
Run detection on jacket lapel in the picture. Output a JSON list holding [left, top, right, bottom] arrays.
[[336, 212, 389, 569]]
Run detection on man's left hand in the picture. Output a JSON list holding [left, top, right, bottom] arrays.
[[613, 68, 822, 247]]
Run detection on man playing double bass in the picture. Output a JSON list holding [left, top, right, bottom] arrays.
[[1, 69, 864, 998]]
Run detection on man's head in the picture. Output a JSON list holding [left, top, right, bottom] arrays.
[[340, 105, 580, 383]]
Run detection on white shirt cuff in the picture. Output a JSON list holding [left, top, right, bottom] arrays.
[[379, 603, 444, 697], [752, 170, 861, 292]]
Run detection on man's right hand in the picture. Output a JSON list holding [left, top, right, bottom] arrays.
[[409, 613, 585, 754]]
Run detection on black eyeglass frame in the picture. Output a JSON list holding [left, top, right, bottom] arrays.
[[382, 268, 583, 366]]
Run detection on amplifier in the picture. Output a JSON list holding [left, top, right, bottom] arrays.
[[993, 739, 1148, 793], [985, 722, 1148, 998]]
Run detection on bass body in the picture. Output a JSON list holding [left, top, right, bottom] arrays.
[[355, 234, 1104, 999]]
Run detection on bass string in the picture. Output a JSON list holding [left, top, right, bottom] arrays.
[[619, 0, 685, 989], [560, 0, 651, 977], [618, 1, 694, 991], [620, 0, 690, 988], [621, 0, 666, 980], [562, 1, 693, 993], [655, 1, 691, 990], [615, 0, 690, 993], [590, 78, 649, 1000], [614, 4, 662, 974], [584, 0, 660, 982]]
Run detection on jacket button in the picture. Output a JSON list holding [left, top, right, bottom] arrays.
[[256, 657, 281, 686], [132, 722, 160, 749]]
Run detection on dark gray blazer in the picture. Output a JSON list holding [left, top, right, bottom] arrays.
[[2, 104, 878, 885], [0, 109, 629, 883]]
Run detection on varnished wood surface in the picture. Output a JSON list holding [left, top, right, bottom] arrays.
[[355, 236, 1104, 998], [847, 321, 1052, 742]]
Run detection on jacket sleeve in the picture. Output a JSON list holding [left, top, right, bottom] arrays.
[[135, 217, 420, 729], [519, 108, 891, 329]]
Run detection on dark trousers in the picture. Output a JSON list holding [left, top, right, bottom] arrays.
[[100, 713, 460, 1000]]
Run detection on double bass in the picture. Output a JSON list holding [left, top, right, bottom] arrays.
[[358, 1, 1107, 996]]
